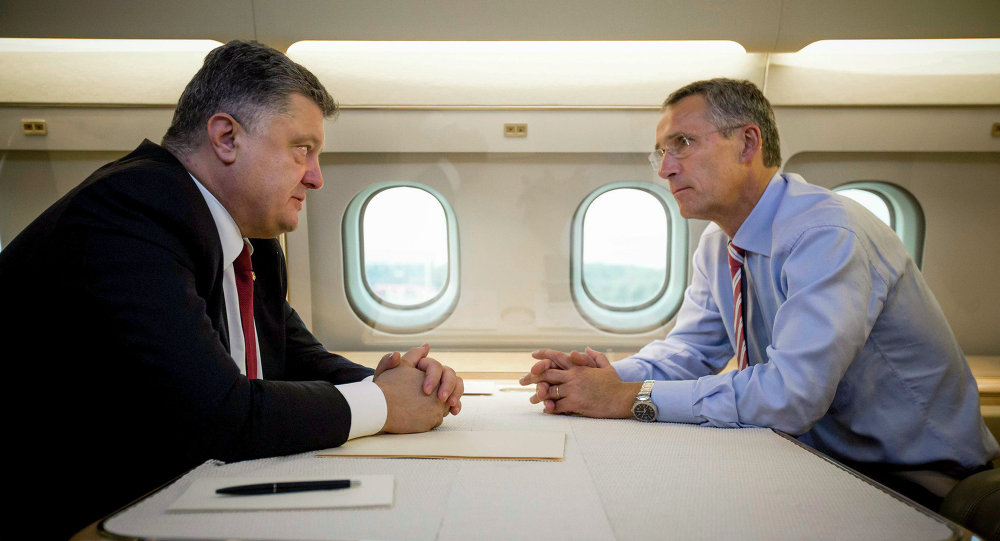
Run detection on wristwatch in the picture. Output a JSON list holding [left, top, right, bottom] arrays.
[[631, 380, 658, 422]]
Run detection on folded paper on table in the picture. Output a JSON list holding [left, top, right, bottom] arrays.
[[461, 380, 496, 395], [317, 430, 566, 460], [167, 474, 394, 512]]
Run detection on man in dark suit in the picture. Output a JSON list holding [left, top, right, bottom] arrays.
[[0, 41, 462, 538]]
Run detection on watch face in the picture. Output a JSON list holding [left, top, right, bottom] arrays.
[[632, 403, 656, 422]]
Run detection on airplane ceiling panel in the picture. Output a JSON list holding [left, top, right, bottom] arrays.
[[774, 0, 1000, 52], [252, 0, 782, 52], [0, 0, 995, 53], [0, 0, 255, 42]]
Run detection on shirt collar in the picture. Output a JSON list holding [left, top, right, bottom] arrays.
[[188, 172, 248, 265], [731, 172, 789, 257]]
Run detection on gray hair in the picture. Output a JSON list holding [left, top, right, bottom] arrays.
[[663, 78, 781, 168], [162, 40, 337, 155]]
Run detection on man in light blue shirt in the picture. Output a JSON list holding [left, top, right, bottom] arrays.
[[520, 78, 998, 508]]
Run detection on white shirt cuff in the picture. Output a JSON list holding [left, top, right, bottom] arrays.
[[335, 376, 387, 440]]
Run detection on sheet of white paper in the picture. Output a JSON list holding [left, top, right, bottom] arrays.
[[461, 380, 496, 395], [168, 474, 394, 512], [317, 430, 565, 460]]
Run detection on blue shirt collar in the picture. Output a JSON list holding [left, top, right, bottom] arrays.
[[731, 172, 792, 257]]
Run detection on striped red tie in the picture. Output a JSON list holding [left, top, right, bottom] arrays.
[[728, 241, 750, 371], [234, 244, 259, 379]]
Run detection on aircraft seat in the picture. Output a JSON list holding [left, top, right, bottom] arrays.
[[939, 468, 1000, 541]]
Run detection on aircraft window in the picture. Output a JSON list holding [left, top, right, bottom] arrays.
[[362, 187, 448, 306], [834, 182, 925, 268], [342, 183, 460, 333], [836, 188, 894, 228], [571, 182, 688, 333], [582, 188, 667, 309]]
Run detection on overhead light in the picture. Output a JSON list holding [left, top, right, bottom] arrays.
[[0, 39, 223, 104], [796, 38, 1000, 55], [287, 41, 758, 107], [772, 39, 1000, 75], [0, 38, 222, 53], [289, 40, 746, 55]]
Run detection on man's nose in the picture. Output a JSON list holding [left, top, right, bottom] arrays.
[[303, 156, 323, 190], [659, 153, 681, 179]]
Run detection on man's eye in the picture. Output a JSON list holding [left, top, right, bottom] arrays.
[[667, 135, 691, 154]]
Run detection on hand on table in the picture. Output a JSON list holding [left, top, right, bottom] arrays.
[[375, 344, 464, 415], [374, 362, 450, 433], [519, 347, 640, 419]]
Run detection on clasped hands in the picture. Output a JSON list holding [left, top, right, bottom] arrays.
[[373, 344, 464, 434], [518, 347, 640, 419]]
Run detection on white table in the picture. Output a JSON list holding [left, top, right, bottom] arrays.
[[100, 382, 961, 540]]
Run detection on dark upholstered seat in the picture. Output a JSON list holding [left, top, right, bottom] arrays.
[[939, 468, 1000, 541]]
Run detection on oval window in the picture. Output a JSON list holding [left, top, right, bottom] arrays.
[[834, 181, 924, 268], [836, 188, 894, 228], [582, 188, 667, 309], [343, 182, 460, 333], [362, 187, 448, 307], [570, 182, 687, 333]]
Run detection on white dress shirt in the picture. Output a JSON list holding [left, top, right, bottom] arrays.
[[189, 173, 386, 440]]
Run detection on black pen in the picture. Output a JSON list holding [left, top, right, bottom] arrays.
[[216, 479, 360, 495]]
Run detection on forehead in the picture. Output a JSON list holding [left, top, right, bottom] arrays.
[[656, 94, 712, 139], [266, 93, 325, 141]]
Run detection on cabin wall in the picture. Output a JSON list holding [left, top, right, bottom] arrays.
[[306, 151, 682, 352], [0, 150, 126, 248], [2, 106, 997, 355]]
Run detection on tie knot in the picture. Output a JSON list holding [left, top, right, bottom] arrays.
[[728, 241, 746, 265], [234, 244, 253, 276]]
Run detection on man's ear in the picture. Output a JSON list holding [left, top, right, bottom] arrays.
[[739, 124, 763, 165], [206, 113, 239, 165]]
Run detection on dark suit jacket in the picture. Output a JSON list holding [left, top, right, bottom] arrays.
[[0, 140, 375, 538]]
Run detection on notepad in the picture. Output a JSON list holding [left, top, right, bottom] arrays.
[[168, 475, 394, 512], [317, 430, 565, 460]]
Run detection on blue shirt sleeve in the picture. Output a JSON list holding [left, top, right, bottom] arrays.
[[617, 225, 888, 435], [613, 237, 736, 385]]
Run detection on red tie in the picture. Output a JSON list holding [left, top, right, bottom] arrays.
[[728, 241, 750, 371], [234, 244, 259, 379]]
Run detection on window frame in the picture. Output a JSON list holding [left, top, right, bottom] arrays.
[[342, 182, 460, 333], [834, 181, 925, 268], [570, 182, 688, 333]]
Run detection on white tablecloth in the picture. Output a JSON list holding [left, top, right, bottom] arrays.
[[104, 382, 956, 540]]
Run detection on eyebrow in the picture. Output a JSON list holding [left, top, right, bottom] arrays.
[[654, 132, 686, 149], [294, 134, 323, 147], [655, 132, 680, 149]]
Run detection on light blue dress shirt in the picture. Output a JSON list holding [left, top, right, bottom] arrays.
[[614, 173, 998, 475]]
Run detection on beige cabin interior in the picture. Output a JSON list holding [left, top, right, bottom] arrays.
[[1, 0, 999, 451]]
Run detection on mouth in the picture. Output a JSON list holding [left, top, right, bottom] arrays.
[[671, 186, 691, 196]]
